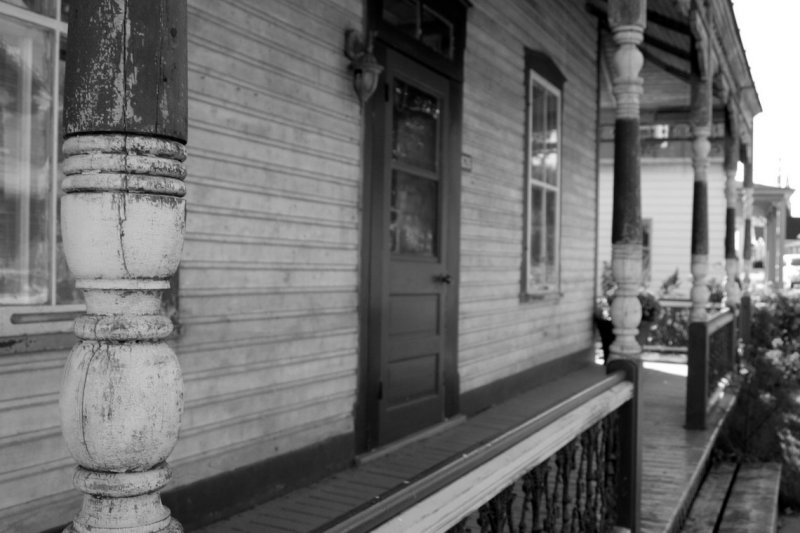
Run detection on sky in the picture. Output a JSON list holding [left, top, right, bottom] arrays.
[[732, 2, 800, 214]]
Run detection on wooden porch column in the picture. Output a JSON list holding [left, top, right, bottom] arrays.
[[607, 2, 645, 531], [689, 29, 714, 323], [59, 2, 187, 532], [723, 103, 741, 307], [742, 145, 754, 295], [608, 0, 646, 360]]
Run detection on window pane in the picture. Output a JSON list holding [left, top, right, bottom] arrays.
[[530, 186, 543, 284], [545, 190, 557, 283], [420, 5, 453, 59], [55, 33, 80, 304], [390, 171, 438, 256], [382, 0, 454, 59], [544, 92, 559, 185], [383, 0, 418, 35], [529, 82, 546, 183], [393, 78, 439, 171], [1, 0, 56, 17], [0, 16, 54, 304]]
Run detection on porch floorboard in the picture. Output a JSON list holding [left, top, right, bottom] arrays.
[[195, 359, 735, 533]]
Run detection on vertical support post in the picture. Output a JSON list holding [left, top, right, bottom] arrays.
[[723, 103, 741, 307], [685, 15, 714, 430], [689, 30, 713, 324], [608, 0, 646, 361], [686, 320, 710, 429], [607, 3, 645, 530], [59, 2, 188, 532], [741, 145, 754, 345], [607, 358, 642, 532]]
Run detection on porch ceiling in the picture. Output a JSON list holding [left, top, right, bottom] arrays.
[[596, 0, 759, 133]]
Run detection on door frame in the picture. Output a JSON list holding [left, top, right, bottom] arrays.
[[356, 32, 464, 452]]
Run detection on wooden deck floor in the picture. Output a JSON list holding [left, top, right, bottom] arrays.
[[195, 361, 735, 533]]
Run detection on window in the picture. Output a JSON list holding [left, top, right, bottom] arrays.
[[382, 0, 455, 59], [524, 50, 565, 296], [0, 1, 78, 335]]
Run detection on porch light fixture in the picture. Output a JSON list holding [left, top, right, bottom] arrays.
[[345, 29, 383, 106]]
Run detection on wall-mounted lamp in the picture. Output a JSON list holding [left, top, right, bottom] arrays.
[[344, 29, 383, 106]]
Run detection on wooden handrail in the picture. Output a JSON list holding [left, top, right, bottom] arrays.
[[687, 307, 738, 429], [707, 308, 734, 335], [319, 370, 633, 533]]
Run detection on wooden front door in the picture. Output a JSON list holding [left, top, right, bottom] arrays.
[[365, 48, 458, 447]]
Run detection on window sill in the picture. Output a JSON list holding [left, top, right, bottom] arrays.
[[0, 305, 84, 337], [520, 290, 563, 304]]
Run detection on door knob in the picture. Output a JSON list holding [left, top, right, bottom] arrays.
[[435, 273, 452, 284]]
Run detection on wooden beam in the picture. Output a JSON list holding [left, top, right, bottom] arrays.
[[647, 9, 691, 36]]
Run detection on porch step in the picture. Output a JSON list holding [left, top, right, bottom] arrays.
[[681, 463, 737, 532], [681, 462, 782, 533], [719, 463, 782, 532]]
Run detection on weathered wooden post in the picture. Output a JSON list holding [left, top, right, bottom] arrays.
[[724, 102, 741, 308], [722, 102, 741, 374], [59, 1, 187, 531], [740, 146, 754, 345], [686, 19, 715, 430], [607, 0, 646, 529], [608, 0, 645, 361]]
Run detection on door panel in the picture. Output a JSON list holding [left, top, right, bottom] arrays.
[[370, 49, 454, 445]]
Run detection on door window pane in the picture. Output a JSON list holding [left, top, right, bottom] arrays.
[[0, 16, 54, 304], [393, 78, 439, 172], [390, 171, 438, 256]]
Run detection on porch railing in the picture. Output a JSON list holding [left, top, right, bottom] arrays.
[[333, 361, 640, 533], [686, 307, 738, 430]]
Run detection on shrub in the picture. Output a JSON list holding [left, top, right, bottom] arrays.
[[717, 287, 800, 507]]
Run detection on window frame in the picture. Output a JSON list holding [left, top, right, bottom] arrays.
[[0, 1, 81, 337], [523, 49, 565, 298]]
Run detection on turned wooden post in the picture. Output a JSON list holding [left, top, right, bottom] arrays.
[[608, 0, 646, 361], [723, 103, 741, 308], [741, 145, 753, 344], [59, 2, 187, 532], [742, 145, 754, 295], [689, 29, 714, 324], [607, 3, 645, 530]]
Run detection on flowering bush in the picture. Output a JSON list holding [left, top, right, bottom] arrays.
[[717, 287, 800, 507]]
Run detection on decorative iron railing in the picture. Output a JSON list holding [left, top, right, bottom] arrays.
[[358, 362, 639, 533], [445, 411, 619, 533], [686, 308, 738, 430]]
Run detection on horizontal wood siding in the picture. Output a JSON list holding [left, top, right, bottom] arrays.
[[458, 1, 599, 393], [176, 0, 362, 491], [597, 158, 728, 296], [0, 1, 363, 531]]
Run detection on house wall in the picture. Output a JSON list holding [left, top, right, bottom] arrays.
[[597, 157, 728, 297], [0, 1, 364, 531], [0, 1, 603, 530], [458, 0, 599, 394]]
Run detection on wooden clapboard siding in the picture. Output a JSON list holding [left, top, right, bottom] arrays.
[[173, 0, 362, 492], [458, 0, 599, 394], [0, 1, 363, 531], [597, 158, 729, 294], [0, 349, 75, 526]]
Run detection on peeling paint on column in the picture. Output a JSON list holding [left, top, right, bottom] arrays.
[[59, 1, 187, 531], [64, 0, 187, 141]]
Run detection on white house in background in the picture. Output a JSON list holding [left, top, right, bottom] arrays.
[[597, 122, 729, 296]]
